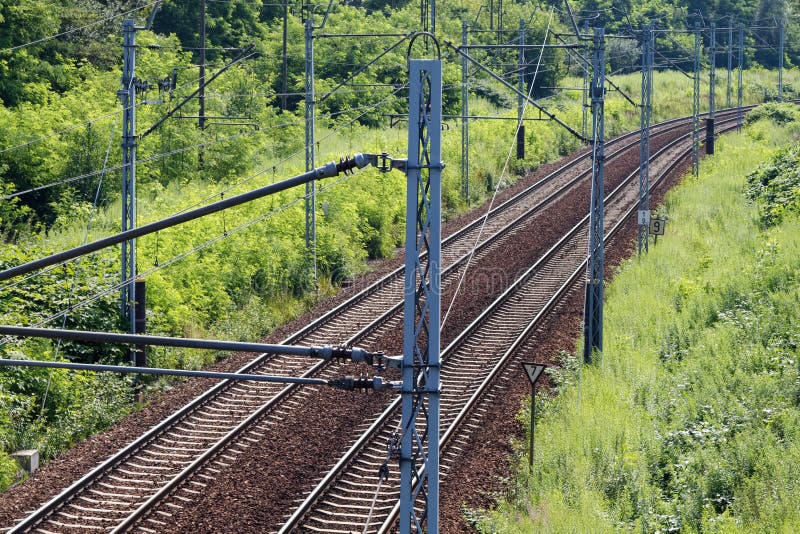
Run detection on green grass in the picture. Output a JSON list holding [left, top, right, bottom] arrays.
[[476, 114, 800, 532]]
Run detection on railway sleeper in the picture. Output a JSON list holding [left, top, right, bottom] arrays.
[[63, 503, 130, 515], [44, 520, 105, 531]]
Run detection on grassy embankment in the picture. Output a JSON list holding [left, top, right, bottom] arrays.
[[476, 105, 800, 532]]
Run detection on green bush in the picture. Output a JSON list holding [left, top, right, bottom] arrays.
[[744, 102, 800, 126], [746, 144, 800, 226]]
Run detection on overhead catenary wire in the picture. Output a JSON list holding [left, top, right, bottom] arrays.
[[38, 109, 121, 419], [0, 1, 160, 53], [150, 83, 411, 220], [0, 164, 363, 347], [442, 8, 556, 332], [10, 89, 408, 205], [1, 126, 290, 201], [0, 108, 123, 155]]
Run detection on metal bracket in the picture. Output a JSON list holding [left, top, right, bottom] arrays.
[[356, 153, 409, 173]]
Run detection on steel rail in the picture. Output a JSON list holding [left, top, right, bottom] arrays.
[[13, 112, 628, 533], [285, 113, 744, 533], [126, 102, 690, 533]]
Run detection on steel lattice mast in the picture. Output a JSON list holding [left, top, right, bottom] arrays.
[[517, 18, 525, 160], [737, 23, 744, 130], [707, 22, 716, 155], [727, 21, 733, 108], [692, 21, 701, 176], [581, 22, 590, 143], [638, 23, 653, 256], [305, 18, 317, 282], [778, 19, 784, 102], [461, 21, 469, 202], [400, 57, 442, 534], [583, 27, 604, 363], [120, 19, 138, 343]]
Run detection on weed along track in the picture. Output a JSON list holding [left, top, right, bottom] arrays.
[[0, 110, 744, 534]]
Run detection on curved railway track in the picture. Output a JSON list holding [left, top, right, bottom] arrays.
[[4, 109, 746, 534], [278, 114, 743, 534]]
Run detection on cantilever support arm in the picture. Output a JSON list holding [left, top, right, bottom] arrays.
[[0, 359, 400, 391], [0, 153, 380, 282], [551, 32, 638, 107], [0, 325, 384, 364], [446, 41, 587, 142]]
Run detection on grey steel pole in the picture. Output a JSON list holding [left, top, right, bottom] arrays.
[[638, 24, 653, 256], [281, 0, 288, 110], [517, 19, 525, 160], [707, 23, 716, 155], [529, 388, 535, 468], [778, 19, 784, 102], [738, 23, 744, 130], [199, 0, 206, 132], [692, 22, 700, 176], [119, 19, 137, 343], [583, 27, 605, 363], [305, 19, 317, 284], [709, 22, 716, 117], [582, 22, 590, 144], [400, 58, 442, 534], [727, 21, 733, 108], [461, 20, 469, 202]]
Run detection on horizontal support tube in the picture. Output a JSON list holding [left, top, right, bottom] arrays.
[[317, 32, 409, 38], [0, 325, 375, 361], [448, 115, 550, 121], [459, 43, 582, 49], [0, 359, 330, 385], [387, 113, 550, 122], [0, 155, 369, 282]]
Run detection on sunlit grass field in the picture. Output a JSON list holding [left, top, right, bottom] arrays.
[[476, 113, 800, 532]]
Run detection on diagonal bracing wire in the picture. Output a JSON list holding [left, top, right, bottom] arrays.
[[441, 8, 556, 332]]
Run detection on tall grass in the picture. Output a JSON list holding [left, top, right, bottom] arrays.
[[477, 115, 800, 532]]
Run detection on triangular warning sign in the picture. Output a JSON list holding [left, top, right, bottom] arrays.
[[522, 362, 546, 385]]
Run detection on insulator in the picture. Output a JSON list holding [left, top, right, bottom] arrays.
[[378, 462, 390, 480], [328, 375, 373, 392], [328, 375, 398, 392], [337, 155, 355, 175]]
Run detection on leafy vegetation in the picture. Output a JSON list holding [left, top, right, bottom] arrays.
[[476, 108, 800, 532], [0, 0, 798, 491], [745, 105, 800, 226]]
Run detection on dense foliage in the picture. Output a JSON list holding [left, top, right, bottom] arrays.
[[745, 104, 800, 226], [477, 109, 800, 531]]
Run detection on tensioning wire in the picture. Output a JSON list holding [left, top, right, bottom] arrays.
[[441, 7, 556, 333], [37, 109, 121, 417], [1, 1, 160, 53], [2, 80, 410, 304]]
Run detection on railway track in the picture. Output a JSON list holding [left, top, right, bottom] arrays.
[[3, 109, 745, 534], [280, 114, 744, 533]]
